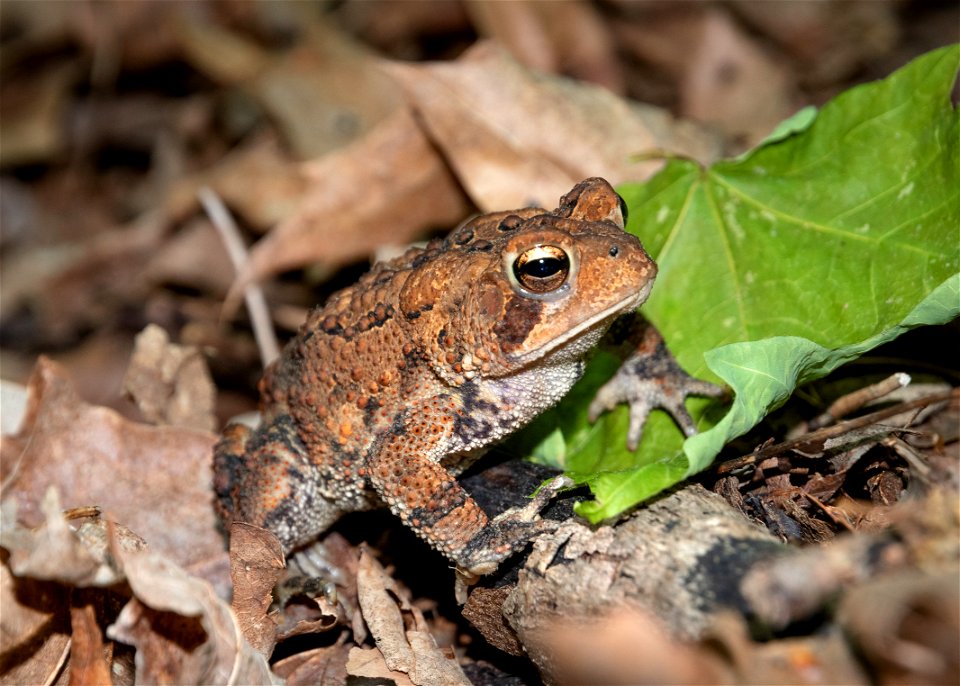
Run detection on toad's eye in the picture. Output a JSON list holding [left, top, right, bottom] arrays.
[[617, 193, 629, 226], [513, 245, 571, 294]]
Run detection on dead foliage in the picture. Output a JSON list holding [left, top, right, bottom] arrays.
[[1, 1, 957, 684]]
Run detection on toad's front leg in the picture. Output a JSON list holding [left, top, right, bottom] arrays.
[[367, 405, 566, 577], [589, 313, 727, 449]]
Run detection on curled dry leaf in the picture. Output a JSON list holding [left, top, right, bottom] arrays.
[[1, 490, 275, 686], [109, 545, 280, 685], [42, 333, 136, 413], [354, 550, 469, 686], [239, 107, 469, 286], [123, 324, 217, 432], [335, 0, 470, 54], [387, 41, 721, 212], [228, 523, 284, 657], [274, 533, 363, 643], [0, 492, 141, 686], [0, 488, 140, 587], [273, 591, 339, 644], [2, 357, 225, 581]]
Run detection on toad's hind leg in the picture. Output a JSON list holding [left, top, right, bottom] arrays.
[[212, 415, 339, 552]]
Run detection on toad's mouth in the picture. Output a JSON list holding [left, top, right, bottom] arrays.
[[511, 279, 654, 366]]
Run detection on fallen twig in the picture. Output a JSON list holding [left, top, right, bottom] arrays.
[[717, 389, 957, 476], [199, 187, 281, 368]]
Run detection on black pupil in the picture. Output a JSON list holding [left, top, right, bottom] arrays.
[[523, 255, 565, 278]]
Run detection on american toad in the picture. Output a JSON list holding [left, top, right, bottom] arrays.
[[214, 178, 721, 576]]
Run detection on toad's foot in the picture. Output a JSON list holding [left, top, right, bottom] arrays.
[[588, 339, 726, 450], [456, 474, 573, 578]]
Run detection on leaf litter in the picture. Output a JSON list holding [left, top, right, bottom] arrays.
[[1, 2, 957, 684]]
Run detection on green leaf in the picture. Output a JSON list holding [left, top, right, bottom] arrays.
[[684, 273, 960, 475], [513, 45, 960, 523], [752, 105, 818, 148]]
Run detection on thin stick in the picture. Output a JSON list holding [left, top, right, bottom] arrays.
[[199, 187, 281, 367], [716, 389, 957, 475], [808, 372, 911, 430]]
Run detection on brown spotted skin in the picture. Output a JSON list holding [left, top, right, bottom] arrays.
[[214, 178, 661, 575]]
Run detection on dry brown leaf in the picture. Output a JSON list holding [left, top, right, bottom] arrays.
[[680, 9, 798, 149], [67, 597, 112, 686], [144, 217, 237, 297], [0, 61, 76, 167], [43, 334, 136, 414], [0, 212, 166, 347], [1, 494, 273, 686], [0, 560, 71, 686], [466, 0, 624, 93], [0, 495, 143, 686], [730, 0, 899, 86], [241, 41, 718, 284], [228, 523, 284, 657], [356, 551, 416, 675], [387, 42, 720, 212], [0, 490, 131, 588], [165, 134, 308, 235], [346, 646, 416, 685], [176, 13, 402, 160], [612, 5, 706, 83], [273, 593, 339, 643], [123, 324, 217, 432], [109, 545, 280, 685], [273, 533, 363, 643], [71, 0, 185, 73], [272, 641, 351, 686], [239, 106, 468, 285], [354, 550, 468, 686], [2, 358, 225, 579], [335, 0, 469, 55]]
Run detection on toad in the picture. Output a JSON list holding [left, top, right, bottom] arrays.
[[214, 178, 722, 576]]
